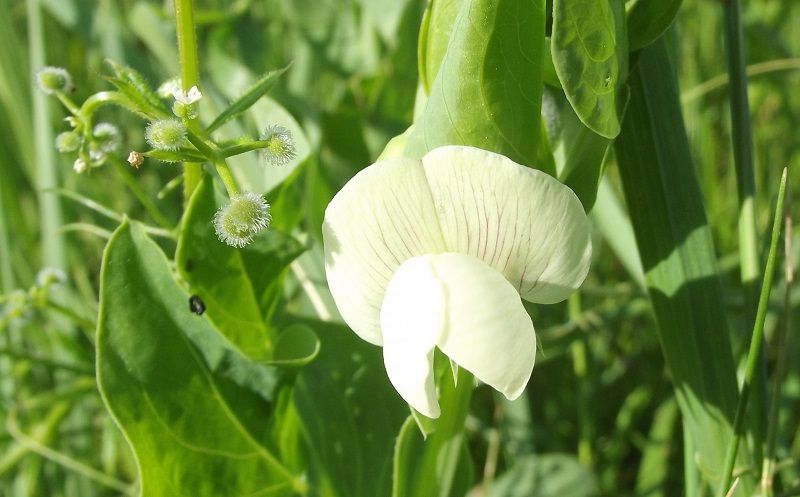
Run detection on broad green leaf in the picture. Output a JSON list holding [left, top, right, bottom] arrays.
[[206, 66, 288, 133], [626, 0, 682, 52], [175, 176, 306, 360], [392, 366, 474, 497], [542, 86, 610, 211], [405, 0, 546, 169], [487, 454, 599, 497], [96, 220, 303, 496], [277, 319, 409, 497], [614, 38, 754, 494], [417, 0, 463, 92], [551, 0, 627, 138]]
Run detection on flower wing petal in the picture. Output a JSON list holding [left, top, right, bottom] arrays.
[[428, 253, 536, 400], [380, 256, 447, 418], [421, 146, 592, 304], [323, 157, 447, 345]]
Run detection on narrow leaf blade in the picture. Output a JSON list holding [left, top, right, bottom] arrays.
[[206, 66, 288, 133]]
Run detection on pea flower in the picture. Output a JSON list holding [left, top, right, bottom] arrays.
[[322, 146, 591, 418]]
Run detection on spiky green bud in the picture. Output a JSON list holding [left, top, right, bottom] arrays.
[[213, 192, 271, 248], [262, 124, 296, 166]]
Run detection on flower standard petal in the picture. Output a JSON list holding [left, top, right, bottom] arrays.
[[323, 157, 447, 345], [421, 145, 592, 304], [380, 256, 447, 418]]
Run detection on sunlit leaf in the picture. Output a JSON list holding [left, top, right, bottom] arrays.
[[97, 220, 303, 496], [405, 0, 547, 171], [175, 176, 306, 360], [551, 0, 627, 138]]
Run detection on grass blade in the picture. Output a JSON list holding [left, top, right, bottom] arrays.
[[614, 37, 753, 493], [719, 168, 789, 496]]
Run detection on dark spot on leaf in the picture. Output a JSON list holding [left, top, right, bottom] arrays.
[[189, 294, 205, 315]]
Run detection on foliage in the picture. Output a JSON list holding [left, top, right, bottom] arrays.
[[1, 0, 798, 496]]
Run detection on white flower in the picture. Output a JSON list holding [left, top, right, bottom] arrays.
[[322, 145, 592, 418], [157, 78, 181, 99], [173, 85, 202, 105], [73, 158, 87, 174]]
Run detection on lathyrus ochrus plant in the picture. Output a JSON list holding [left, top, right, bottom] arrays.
[[7, 0, 794, 495]]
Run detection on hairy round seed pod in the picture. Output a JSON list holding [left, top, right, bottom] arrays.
[[93, 123, 121, 153], [213, 192, 272, 248], [55, 131, 81, 153], [145, 119, 187, 151], [36, 66, 73, 94], [262, 124, 297, 166]]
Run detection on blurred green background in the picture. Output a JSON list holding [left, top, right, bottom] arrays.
[[0, 0, 798, 496]]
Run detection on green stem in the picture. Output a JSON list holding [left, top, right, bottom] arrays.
[[27, 0, 66, 272], [0, 347, 93, 375], [80, 91, 166, 120], [6, 405, 134, 494], [42, 300, 97, 331], [109, 155, 174, 230], [174, 0, 202, 203], [413, 366, 473, 496], [54, 91, 81, 115], [761, 185, 793, 497], [568, 292, 593, 466], [186, 126, 240, 197], [222, 139, 271, 158], [719, 168, 789, 497]]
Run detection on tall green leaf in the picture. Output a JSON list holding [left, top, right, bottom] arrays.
[[614, 38, 753, 493], [551, 0, 627, 139], [406, 0, 546, 169], [97, 220, 303, 497], [175, 176, 306, 360]]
